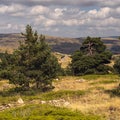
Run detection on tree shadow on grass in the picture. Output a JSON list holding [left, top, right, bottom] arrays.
[[0, 87, 34, 97], [0, 86, 54, 97], [105, 85, 120, 97]]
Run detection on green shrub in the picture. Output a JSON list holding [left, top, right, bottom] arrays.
[[0, 104, 104, 120]]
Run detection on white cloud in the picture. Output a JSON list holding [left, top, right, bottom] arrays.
[[98, 17, 120, 27], [88, 7, 110, 19], [0, 4, 24, 14], [0, 1, 120, 37], [0, 23, 25, 32], [30, 5, 49, 15], [88, 9, 97, 15], [54, 8, 64, 17], [98, 7, 110, 18], [34, 15, 56, 27], [11, 12, 25, 17], [62, 19, 78, 26], [45, 19, 56, 27]]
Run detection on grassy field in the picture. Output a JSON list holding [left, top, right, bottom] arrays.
[[0, 104, 103, 120], [0, 74, 120, 120]]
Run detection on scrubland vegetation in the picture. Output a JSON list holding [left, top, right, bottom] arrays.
[[0, 25, 120, 120], [0, 75, 120, 120], [0, 104, 103, 120]]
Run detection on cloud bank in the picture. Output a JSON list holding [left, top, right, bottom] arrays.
[[0, 0, 120, 37]]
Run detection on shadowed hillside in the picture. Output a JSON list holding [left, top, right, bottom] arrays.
[[0, 33, 120, 54]]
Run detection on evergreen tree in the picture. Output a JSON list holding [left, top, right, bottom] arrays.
[[0, 25, 61, 91], [114, 57, 120, 74], [114, 37, 120, 74], [71, 37, 112, 75], [80, 37, 106, 55]]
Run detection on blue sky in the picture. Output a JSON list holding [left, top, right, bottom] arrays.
[[0, 0, 120, 37]]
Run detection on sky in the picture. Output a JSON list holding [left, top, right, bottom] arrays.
[[0, 0, 120, 37]]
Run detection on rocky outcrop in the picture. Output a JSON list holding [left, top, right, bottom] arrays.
[[0, 98, 70, 111]]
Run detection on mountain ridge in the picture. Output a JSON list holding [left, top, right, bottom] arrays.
[[0, 33, 120, 54]]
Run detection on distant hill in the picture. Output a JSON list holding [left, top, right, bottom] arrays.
[[108, 36, 120, 38], [0, 33, 120, 54]]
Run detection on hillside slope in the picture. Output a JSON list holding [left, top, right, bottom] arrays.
[[0, 33, 120, 54]]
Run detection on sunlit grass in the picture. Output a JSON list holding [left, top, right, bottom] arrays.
[[0, 104, 104, 120], [0, 74, 120, 120]]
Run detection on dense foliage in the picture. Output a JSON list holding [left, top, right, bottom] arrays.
[[114, 57, 120, 74], [0, 25, 61, 91], [70, 37, 112, 75]]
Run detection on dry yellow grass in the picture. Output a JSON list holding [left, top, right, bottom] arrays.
[[0, 75, 120, 120], [54, 76, 119, 91], [0, 46, 15, 53], [68, 91, 120, 120], [54, 76, 89, 91], [0, 80, 13, 91], [54, 52, 71, 68], [54, 75, 120, 120]]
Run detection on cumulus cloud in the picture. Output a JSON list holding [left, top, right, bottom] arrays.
[[88, 7, 110, 19], [0, 4, 24, 14], [30, 5, 49, 15], [0, 23, 25, 33], [0, 0, 120, 37], [34, 15, 56, 27]]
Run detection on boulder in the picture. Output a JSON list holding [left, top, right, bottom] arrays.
[[75, 79, 85, 83], [17, 98, 24, 104]]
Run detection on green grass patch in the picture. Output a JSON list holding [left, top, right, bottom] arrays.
[[0, 89, 86, 105], [41, 90, 86, 100], [90, 79, 118, 85], [0, 96, 19, 105], [0, 104, 104, 120], [82, 74, 119, 81]]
